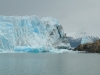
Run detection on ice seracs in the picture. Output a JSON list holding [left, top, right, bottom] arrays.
[[0, 15, 71, 52]]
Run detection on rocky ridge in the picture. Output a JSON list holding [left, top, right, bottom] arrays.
[[75, 39, 100, 53]]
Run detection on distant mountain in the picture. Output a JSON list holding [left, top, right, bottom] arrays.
[[67, 28, 99, 48]]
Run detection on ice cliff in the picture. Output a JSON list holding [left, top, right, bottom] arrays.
[[0, 15, 71, 52]]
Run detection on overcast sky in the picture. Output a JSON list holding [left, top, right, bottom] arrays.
[[0, 0, 100, 35]]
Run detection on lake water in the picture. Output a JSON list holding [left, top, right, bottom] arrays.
[[0, 52, 100, 75]]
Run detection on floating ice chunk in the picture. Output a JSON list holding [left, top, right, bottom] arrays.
[[14, 46, 39, 53]]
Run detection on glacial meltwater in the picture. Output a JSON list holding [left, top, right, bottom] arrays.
[[0, 52, 100, 75]]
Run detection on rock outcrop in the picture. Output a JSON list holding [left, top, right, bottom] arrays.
[[75, 39, 100, 53]]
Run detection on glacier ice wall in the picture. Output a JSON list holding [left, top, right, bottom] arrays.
[[0, 15, 71, 52]]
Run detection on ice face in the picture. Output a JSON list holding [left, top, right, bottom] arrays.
[[0, 22, 15, 51], [0, 15, 71, 52]]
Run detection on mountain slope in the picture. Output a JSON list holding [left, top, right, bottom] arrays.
[[75, 39, 100, 53], [67, 28, 99, 47]]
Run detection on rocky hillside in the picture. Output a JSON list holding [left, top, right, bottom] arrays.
[[75, 39, 100, 53]]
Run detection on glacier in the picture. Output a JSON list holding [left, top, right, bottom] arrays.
[[0, 15, 71, 53], [81, 36, 93, 44]]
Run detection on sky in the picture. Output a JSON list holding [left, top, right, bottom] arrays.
[[0, 0, 100, 36]]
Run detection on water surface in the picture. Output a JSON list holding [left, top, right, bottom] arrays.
[[0, 52, 100, 75]]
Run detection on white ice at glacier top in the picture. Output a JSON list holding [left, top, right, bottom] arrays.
[[0, 15, 71, 53]]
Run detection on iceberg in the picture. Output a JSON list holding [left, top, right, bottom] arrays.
[[0, 15, 71, 53]]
